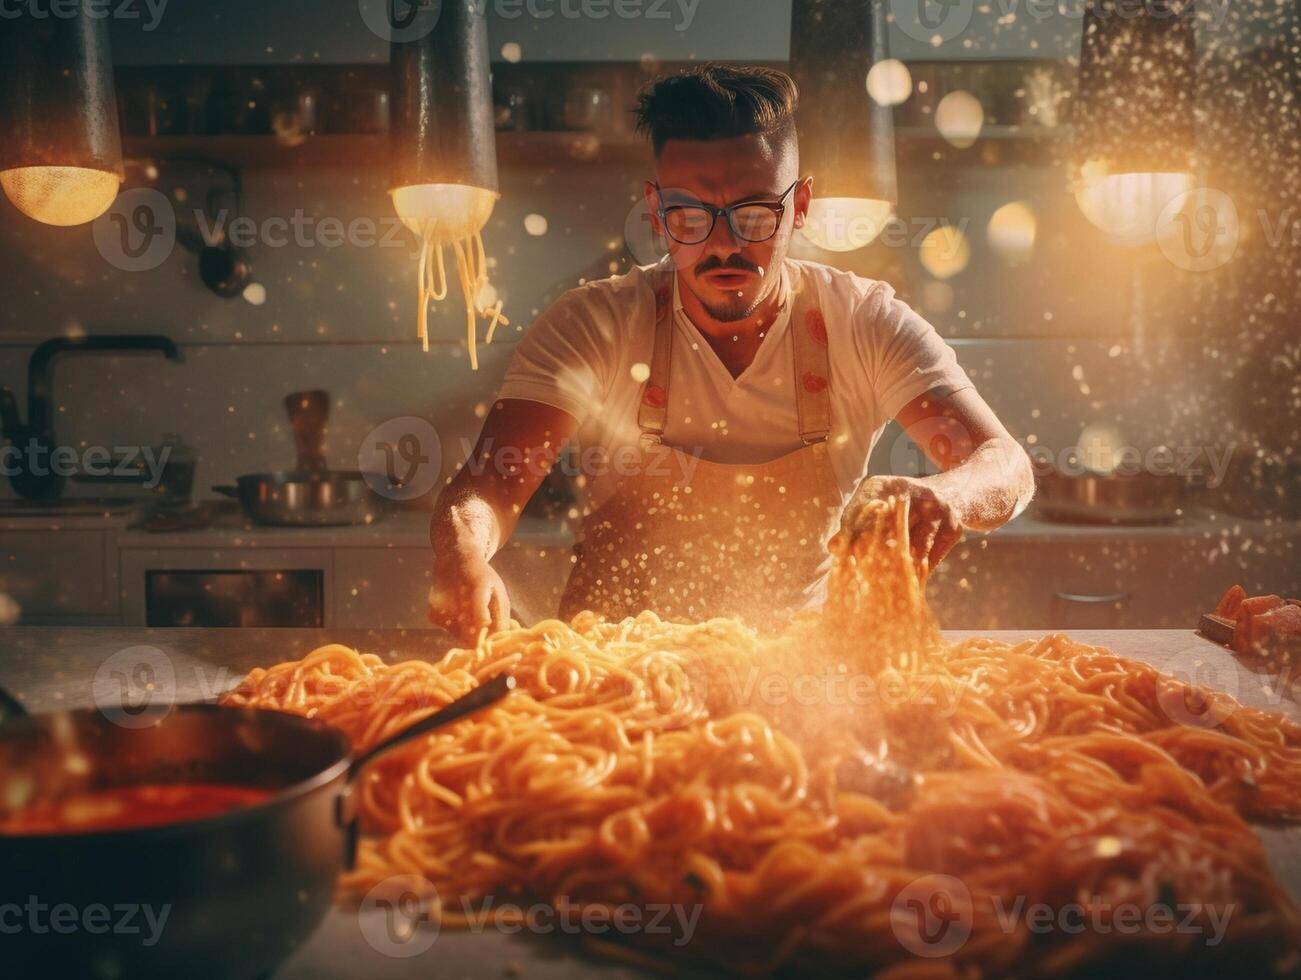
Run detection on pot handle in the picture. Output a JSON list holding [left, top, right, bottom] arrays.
[[0, 683, 28, 722], [335, 673, 514, 867], [347, 673, 514, 781], [211, 485, 240, 498]]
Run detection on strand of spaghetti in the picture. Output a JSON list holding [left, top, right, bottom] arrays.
[[483, 299, 505, 344], [450, 236, 477, 370], [416, 234, 429, 352], [429, 237, 448, 301]]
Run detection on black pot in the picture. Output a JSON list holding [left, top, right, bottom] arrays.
[[0, 676, 512, 980]]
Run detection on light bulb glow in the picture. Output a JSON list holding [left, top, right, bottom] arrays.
[[987, 200, 1038, 264], [935, 91, 984, 148], [918, 225, 971, 279], [1073, 170, 1194, 246], [800, 197, 894, 252], [391, 182, 497, 240], [866, 59, 913, 107], [1, 166, 120, 226]]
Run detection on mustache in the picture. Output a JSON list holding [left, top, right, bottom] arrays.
[[695, 254, 761, 276]]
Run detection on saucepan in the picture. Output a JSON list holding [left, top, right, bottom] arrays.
[[213, 470, 384, 526], [0, 673, 513, 980]]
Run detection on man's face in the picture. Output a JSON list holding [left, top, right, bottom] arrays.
[[645, 133, 810, 323]]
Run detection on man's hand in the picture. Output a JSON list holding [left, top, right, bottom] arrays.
[[428, 553, 510, 644], [427, 399, 580, 645], [840, 475, 963, 576]]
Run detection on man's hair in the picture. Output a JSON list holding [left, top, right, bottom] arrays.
[[633, 64, 799, 156]]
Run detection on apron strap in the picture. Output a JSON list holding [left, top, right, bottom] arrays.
[[637, 261, 832, 446], [788, 276, 832, 444], [636, 263, 674, 447]]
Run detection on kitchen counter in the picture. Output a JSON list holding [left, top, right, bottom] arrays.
[[124, 506, 575, 549], [994, 504, 1301, 541], [0, 502, 575, 548], [1, 626, 1298, 977]]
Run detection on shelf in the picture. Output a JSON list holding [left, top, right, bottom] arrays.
[[123, 131, 652, 171]]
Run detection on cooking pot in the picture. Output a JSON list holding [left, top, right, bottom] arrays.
[[0, 674, 513, 980], [213, 470, 383, 525], [1035, 469, 1188, 525]]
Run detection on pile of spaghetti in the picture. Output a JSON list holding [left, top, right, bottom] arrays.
[[224, 498, 1301, 977]]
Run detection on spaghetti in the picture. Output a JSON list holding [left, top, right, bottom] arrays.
[[225, 497, 1301, 976], [416, 227, 506, 368]]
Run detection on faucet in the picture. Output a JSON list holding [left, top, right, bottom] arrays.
[[0, 335, 182, 501]]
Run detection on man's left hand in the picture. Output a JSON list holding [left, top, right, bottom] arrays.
[[839, 475, 964, 576]]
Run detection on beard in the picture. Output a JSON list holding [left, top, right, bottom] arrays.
[[690, 252, 776, 322], [700, 290, 763, 323]]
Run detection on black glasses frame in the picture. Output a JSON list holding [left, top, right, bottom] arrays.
[[654, 180, 800, 245]]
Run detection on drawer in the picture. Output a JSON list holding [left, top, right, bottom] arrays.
[[927, 533, 1284, 631]]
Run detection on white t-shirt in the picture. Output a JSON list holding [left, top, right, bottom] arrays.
[[497, 258, 973, 510]]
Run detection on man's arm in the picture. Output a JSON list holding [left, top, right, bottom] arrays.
[[429, 398, 578, 641], [842, 387, 1034, 575]]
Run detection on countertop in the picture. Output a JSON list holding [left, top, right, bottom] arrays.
[[1, 626, 1298, 978], [2, 500, 1295, 550], [0, 505, 573, 550]]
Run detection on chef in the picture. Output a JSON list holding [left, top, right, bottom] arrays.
[[429, 64, 1033, 641]]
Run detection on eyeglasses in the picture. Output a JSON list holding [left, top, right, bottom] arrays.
[[654, 180, 800, 245]]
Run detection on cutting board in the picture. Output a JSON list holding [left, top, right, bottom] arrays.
[[1198, 612, 1237, 647]]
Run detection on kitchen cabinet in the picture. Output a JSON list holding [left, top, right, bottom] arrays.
[[929, 514, 1300, 630], [0, 528, 119, 624], [331, 539, 574, 630], [331, 548, 429, 630]]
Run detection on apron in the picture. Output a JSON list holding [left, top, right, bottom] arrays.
[[558, 260, 844, 626]]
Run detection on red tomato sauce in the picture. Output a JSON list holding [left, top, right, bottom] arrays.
[[0, 783, 273, 835]]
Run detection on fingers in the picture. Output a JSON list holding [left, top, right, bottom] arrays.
[[911, 518, 940, 567], [928, 520, 962, 570], [903, 493, 963, 578], [484, 578, 511, 634], [428, 579, 493, 645], [907, 498, 940, 563]]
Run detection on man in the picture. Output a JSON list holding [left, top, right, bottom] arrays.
[[430, 65, 1033, 642]]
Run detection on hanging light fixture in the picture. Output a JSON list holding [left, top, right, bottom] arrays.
[[789, 0, 898, 252], [0, 6, 123, 226], [390, 0, 506, 367], [1070, 0, 1197, 246]]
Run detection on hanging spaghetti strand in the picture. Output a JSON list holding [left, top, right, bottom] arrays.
[[410, 222, 505, 367]]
